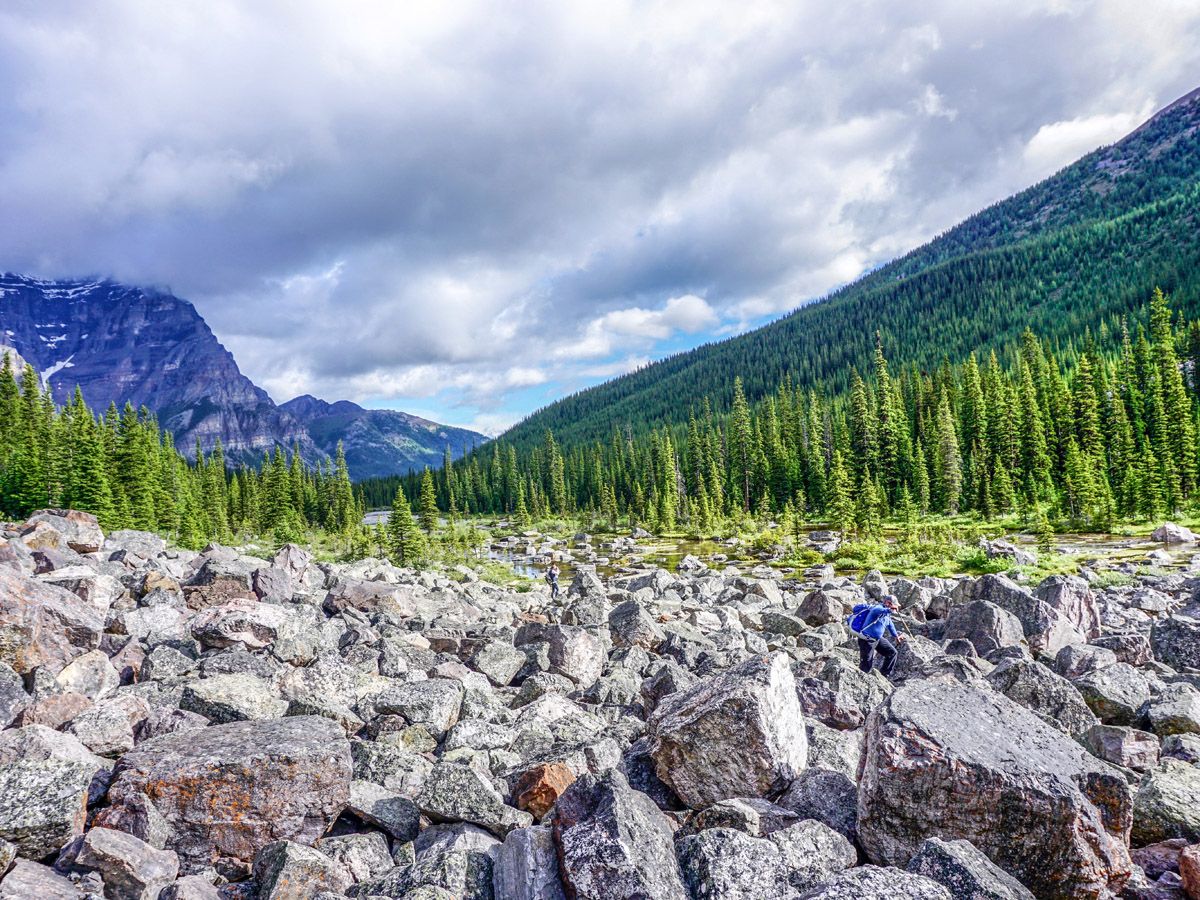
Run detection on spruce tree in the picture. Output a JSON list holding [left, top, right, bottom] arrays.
[[419, 467, 439, 534], [935, 396, 962, 515], [387, 488, 425, 566]]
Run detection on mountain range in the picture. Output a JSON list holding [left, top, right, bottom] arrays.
[[0, 275, 482, 478], [498, 85, 1200, 451]]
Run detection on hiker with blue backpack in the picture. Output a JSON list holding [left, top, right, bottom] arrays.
[[848, 594, 907, 679]]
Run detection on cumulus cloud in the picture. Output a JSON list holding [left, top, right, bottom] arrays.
[[0, 1, 1198, 429]]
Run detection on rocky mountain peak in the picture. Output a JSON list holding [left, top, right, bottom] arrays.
[[0, 274, 483, 475]]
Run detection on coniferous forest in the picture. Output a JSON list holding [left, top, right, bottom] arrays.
[[365, 289, 1200, 538], [6, 287, 1200, 551], [0, 356, 364, 548]]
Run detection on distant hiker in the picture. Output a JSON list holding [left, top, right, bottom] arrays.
[[848, 594, 906, 679], [546, 563, 561, 599]]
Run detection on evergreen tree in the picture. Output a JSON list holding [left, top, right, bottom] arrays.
[[418, 467, 439, 534], [386, 487, 425, 566]]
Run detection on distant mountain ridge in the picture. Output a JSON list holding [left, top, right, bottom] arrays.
[[497, 85, 1200, 451], [0, 274, 483, 477], [279, 394, 483, 480]]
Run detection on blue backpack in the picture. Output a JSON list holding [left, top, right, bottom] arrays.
[[848, 604, 888, 640]]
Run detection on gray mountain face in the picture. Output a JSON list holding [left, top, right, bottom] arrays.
[[279, 395, 483, 480], [0, 274, 483, 476]]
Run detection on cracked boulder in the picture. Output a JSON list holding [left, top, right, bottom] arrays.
[[552, 770, 687, 900], [647, 652, 807, 808], [103, 716, 351, 878], [0, 567, 104, 676], [858, 679, 1132, 899]]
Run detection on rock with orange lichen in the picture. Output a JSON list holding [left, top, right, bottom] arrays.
[[514, 763, 577, 819], [103, 716, 351, 879]]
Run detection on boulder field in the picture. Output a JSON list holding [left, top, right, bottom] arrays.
[[1, 509, 1200, 897]]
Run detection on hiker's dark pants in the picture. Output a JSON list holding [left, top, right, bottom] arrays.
[[858, 636, 898, 678], [549, 581, 559, 599]]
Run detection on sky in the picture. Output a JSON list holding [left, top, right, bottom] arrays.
[[1, 1, 1199, 435]]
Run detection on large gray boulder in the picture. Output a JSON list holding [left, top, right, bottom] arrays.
[[0, 663, 29, 730], [676, 828, 791, 899], [776, 768, 858, 843], [906, 837, 1036, 900], [179, 674, 288, 724], [0, 725, 107, 859], [1149, 684, 1200, 736], [23, 510, 105, 554], [1152, 522, 1197, 543], [647, 652, 807, 808], [1152, 616, 1200, 671], [973, 574, 1084, 655], [1033, 575, 1101, 641], [542, 625, 606, 688], [416, 762, 531, 838], [984, 657, 1097, 737], [373, 678, 464, 738], [1074, 663, 1151, 726], [1133, 760, 1200, 846], [858, 679, 1133, 899], [187, 600, 294, 651], [0, 754, 94, 859], [0, 859, 82, 899], [0, 567, 104, 675], [942, 600, 1024, 656], [769, 819, 857, 890], [313, 832, 392, 884], [552, 771, 687, 900], [252, 840, 352, 900], [102, 716, 351, 877]]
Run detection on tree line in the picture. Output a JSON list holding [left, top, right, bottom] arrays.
[[0, 358, 364, 548], [372, 289, 1200, 536]]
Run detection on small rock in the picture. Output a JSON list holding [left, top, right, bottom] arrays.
[[492, 826, 567, 900], [905, 837, 1036, 899], [347, 780, 419, 842], [313, 832, 392, 884], [514, 763, 576, 820], [1084, 724, 1161, 772], [75, 827, 179, 900], [252, 840, 352, 900]]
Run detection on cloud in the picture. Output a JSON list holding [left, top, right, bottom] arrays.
[[0, 0, 1198, 430], [1022, 106, 1156, 172], [572, 295, 719, 359]]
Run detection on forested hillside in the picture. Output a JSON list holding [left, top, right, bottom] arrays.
[[499, 87, 1200, 451], [369, 289, 1200, 537]]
